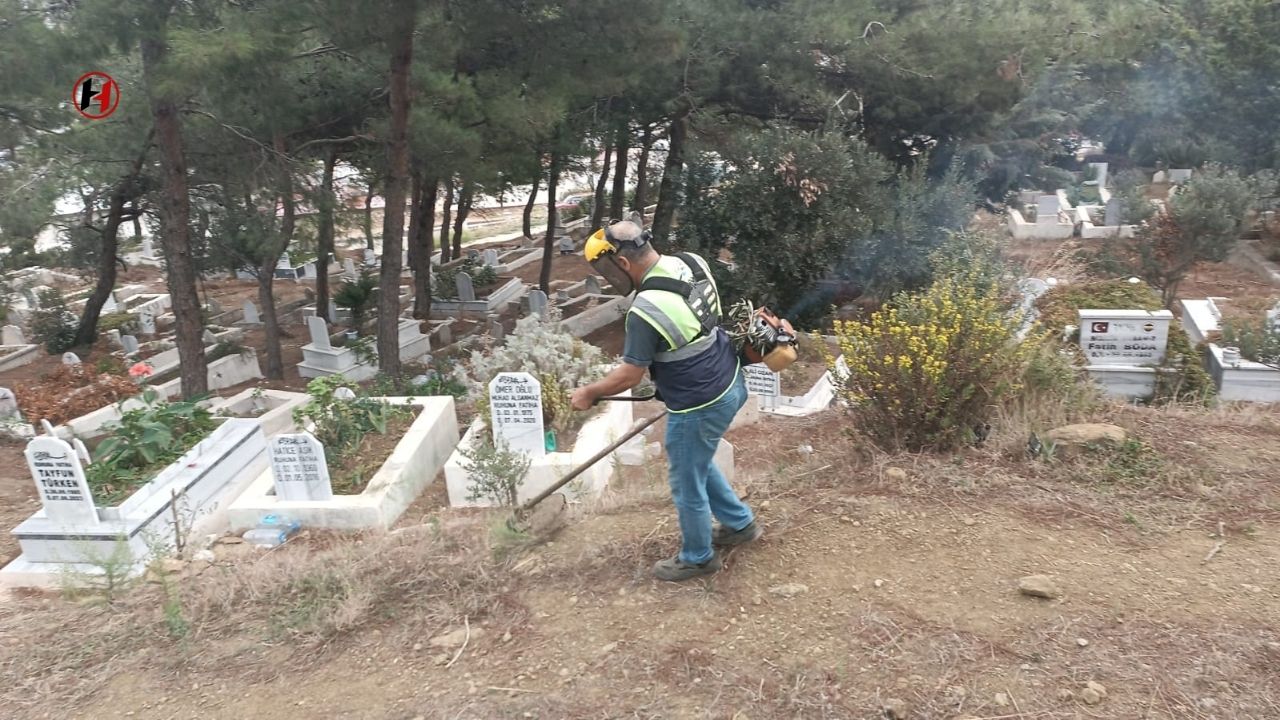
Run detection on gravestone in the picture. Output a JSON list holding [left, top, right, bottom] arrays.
[[528, 289, 549, 320], [455, 272, 476, 302], [2, 324, 24, 345], [1078, 310, 1173, 366], [0, 388, 18, 420], [106, 329, 123, 350], [40, 419, 55, 436], [488, 371, 545, 458], [333, 386, 357, 400], [742, 364, 781, 397], [277, 255, 292, 272], [363, 248, 377, 267], [343, 257, 358, 280], [138, 311, 156, 335], [306, 315, 332, 351], [242, 300, 261, 325], [555, 289, 570, 304], [269, 433, 334, 502], [202, 329, 217, 345], [72, 438, 91, 465], [1089, 162, 1109, 189], [25, 436, 98, 525], [142, 236, 155, 257], [486, 314, 504, 341], [1104, 198, 1122, 227], [558, 235, 574, 254], [121, 334, 140, 354], [467, 249, 480, 261], [585, 276, 602, 295], [102, 293, 119, 314], [328, 300, 339, 320], [61, 352, 81, 366], [483, 249, 499, 267], [1036, 195, 1061, 224], [1169, 169, 1193, 184], [1152, 170, 1167, 184], [206, 297, 222, 314]]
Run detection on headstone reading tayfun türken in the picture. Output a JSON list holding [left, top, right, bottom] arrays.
[[1078, 310, 1173, 366], [585, 275, 602, 295], [483, 249, 499, 267], [455, 272, 476, 302], [742, 364, 781, 397], [528, 289, 549, 320], [25, 435, 99, 525], [2, 324, 24, 345], [0, 387, 19, 420], [121, 334, 140, 355], [242, 299, 261, 325], [269, 433, 333, 502], [488, 372, 545, 458], [306, 315, 331, 351]]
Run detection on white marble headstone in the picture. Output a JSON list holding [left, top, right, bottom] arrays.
[[488, 372, 545, 458], [102, 293, 119, 313], [306, 315, 331, 350], [142, 236, 155, 257], [62, 352, 81, 366], [455, 272, 476, 302], [0, 387, 18, 420], [121, 334, 140, 354], [138, 311, 156, 335], [269, 433, 334, 502], [343, 257, 358, 280], [528, 289, 549, 320], [742, 364, 781, 397], [363, 248, 377, 267], [483, 249, 499, 267], [333, 386, 356, 400], [1, 324, 24, 345], [1036, 195, 1061, 224], [25, 435, 99, 525], [242, 300, 261, 324], [1267, 303, 1280, 334]]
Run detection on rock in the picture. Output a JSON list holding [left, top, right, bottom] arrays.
[[769, 583, 809, 598], [1086, 681, 1107, 698], [884, 467, 908, 482], [215, 535, 245, 545], [993, 692, 1010, 707], [1081, 687, 1103, 705], [873, 579, 885, 589], [882, 697, 908, 718], [502, 631, 513, 643], [1045, 423, 1127, 457], [1076, 637, 1089, 647], [429, 626, 485, 649], [599, 642, 618, 656], [1018, 574, 1060, 599]]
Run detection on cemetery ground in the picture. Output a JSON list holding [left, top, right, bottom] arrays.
[[1, 400, 1279, 719]]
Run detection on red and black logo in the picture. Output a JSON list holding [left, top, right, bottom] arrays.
[[73, 71, 119, 120], [1091, 322, 1110, 333]]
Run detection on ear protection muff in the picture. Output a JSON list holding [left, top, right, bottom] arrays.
[[604, 220, 651, 250]]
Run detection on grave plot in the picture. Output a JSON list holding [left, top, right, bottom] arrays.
[[742, 335, 848, 417], [429, 259, 527, 316], [1183, 297, 1280, 402], [555, 292, 630, 338], [208, 388, 311, 436], [442, 314, 628, 507], [297, 316, 431, 381], [1, 397, 269, 588], [1007, 191, 1076, 241], [227, 383, 458, 530], [0, 324, 38, 372]]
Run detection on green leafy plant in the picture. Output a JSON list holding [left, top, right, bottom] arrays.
[[97, 312, 139, 335], [461, 440, 531, 507], [1219, 319, 1280, 369], [435, 258, 498, 299], [292, 375, 407, 459], [31, 288, 78, 354], [86, 389, 217, 505], [333, 272, 377, 333]]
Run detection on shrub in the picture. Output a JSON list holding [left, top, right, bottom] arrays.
[[435, 258, 497, 299], [460, 440, 531, 507], [31, 288, 78, 354], [333, 272, 377, 332], [1219, 319, 1280, 368], [97, 312, 139, 335], [827, 271, 1030, 451], [456, 310, 607, 438], [292, 375, 408, 459]]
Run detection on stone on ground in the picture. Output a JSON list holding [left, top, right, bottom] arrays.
[[429, 626, 485, 648], [768, 583, 809, 598], [1045, 423, 1127, 457], [882, 697, 908, 718], [1018, 574, 1061, 599]]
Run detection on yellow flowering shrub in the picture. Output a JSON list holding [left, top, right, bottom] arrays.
[[825, 274, 1030, 451]]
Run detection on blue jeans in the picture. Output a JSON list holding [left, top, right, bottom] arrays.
[[664, 373, 753, 564]]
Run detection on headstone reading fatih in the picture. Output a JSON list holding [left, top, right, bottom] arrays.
[[61, 352, 81, 366], [1036, 195, 1061, 225], [585, 275, 602, 295], [138, 311, 156, 335], [488, 372, 545, 458], [1078, 310, 1173, 366], [242, 299, 261, 324], [269, 433, 334, 502], [363, 248, 377, 267], [455, 271, 476, 302], [528, 289, 549, 320], [306, 315, 331, 351], [121, 334, 140, 354], [742, 364, 781, 397], [343, 257, 358, 280], [0, 388, 18, 420], [1104, 197, 1122, 227], [25, 435, 99, 525], [483, 249, 499, 267], [2, 324, 24, 345]]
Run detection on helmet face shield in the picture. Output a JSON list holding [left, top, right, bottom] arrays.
[[590, 253, 635, 296]]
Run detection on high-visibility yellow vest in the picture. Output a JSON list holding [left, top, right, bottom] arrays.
[[629, 252, 723, 363]]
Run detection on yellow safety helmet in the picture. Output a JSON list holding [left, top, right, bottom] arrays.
[[584, 220, 650, 295], [584, 228, 614, 262]]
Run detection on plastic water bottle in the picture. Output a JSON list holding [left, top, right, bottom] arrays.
[[259, 513, 302, 534], [242, 514, 302, 547]]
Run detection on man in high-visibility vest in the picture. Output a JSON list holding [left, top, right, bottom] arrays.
[[570, 220, 761, 581]]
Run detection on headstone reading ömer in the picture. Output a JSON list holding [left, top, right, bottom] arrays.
[[488, 371, 546, 457], [269, 433, 334, 502], [25, 435, 99, 525]]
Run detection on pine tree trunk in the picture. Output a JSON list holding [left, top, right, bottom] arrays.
[[140, 22, 207, 398], [412, 177, 437, 319], [522, 170, 540, 239], [651, 114, 688, 245], [315, 150, 337, 322], [539, 151, 561, 292], [439, 181, 454, 264], [589, 142, 613, 232], [452, 180, 473, 258], [378, 0, 415, 376], [259, 134, 297, 381], [363, 180, 375, 250], [407, 171, 423, 271], [632, 124, 654, 213], [610, 126, 629, 221]]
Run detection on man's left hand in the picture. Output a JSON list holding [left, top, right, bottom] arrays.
[[570, 386, 595, 411]]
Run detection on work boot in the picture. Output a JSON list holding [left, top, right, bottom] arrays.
[[712, 520, 763, 547], [653, 553, 722, 582]]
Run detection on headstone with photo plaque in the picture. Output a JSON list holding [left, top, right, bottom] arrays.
[[269, 433, 334, 502], [1078, 310, 1173, 366], [488, 372, 545, 458], [25, 435, 99, 525]]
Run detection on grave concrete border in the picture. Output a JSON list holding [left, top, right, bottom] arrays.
[[558, 294, 630, 338], [1205, 343, 1280, 403], [430, 277, 526, 316], [0, 343, 39, 372], [208, 388, 311, 437], [226, 395, 459, 530]]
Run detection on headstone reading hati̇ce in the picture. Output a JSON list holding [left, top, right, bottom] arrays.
[[455, 271, 476, 302], [25, 435, 99, 525], [269, 433, 334, 502], [2, 324, 24, 345], [0, 387, 19, 420], [306, 315, 331, 351], [242, 299, 261, 325], [528, 289, 548, 320], [488, 372, 545, 458]]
